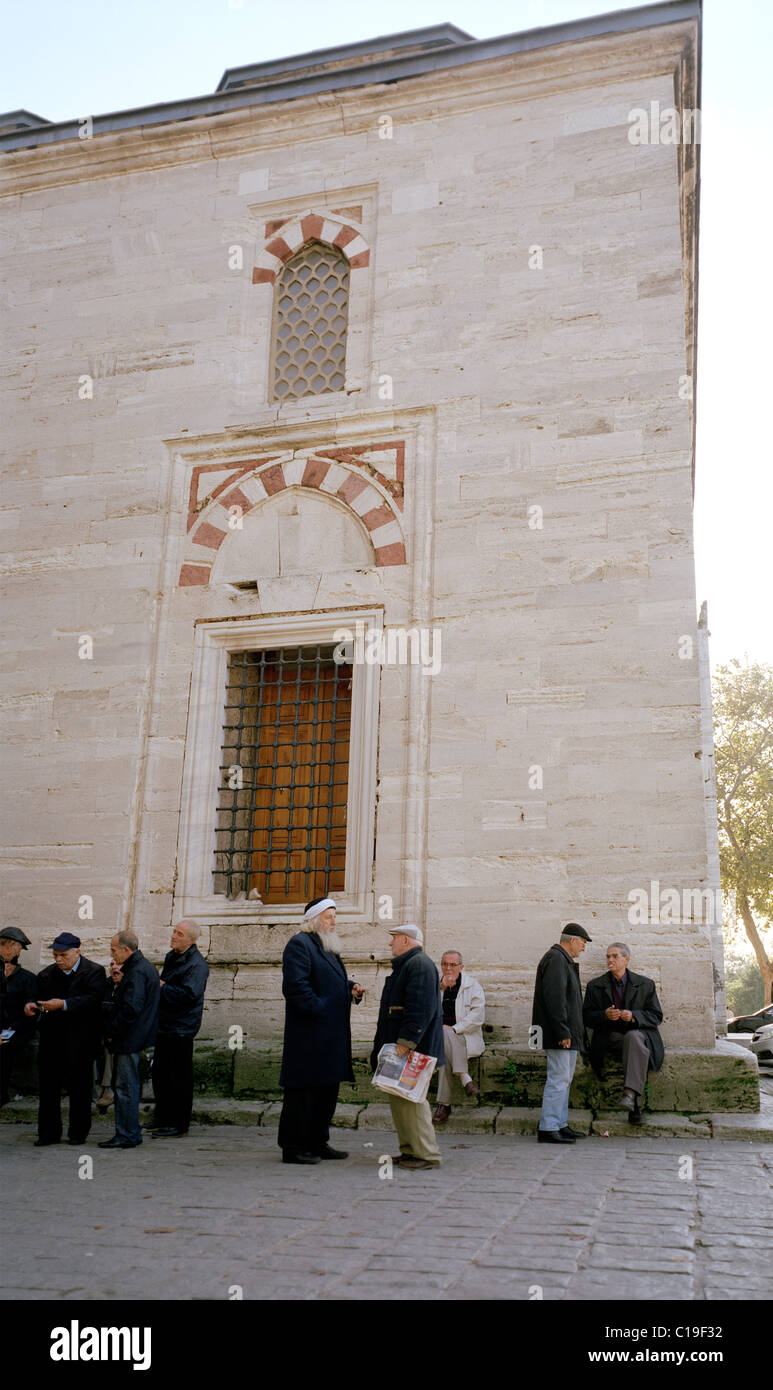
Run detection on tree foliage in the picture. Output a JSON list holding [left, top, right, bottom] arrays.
[[713, 659, 773, 1002]]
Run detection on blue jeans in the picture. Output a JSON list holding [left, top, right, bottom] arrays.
[[113, 1052, 142, 1144], [539, 1048, 578, 1132]]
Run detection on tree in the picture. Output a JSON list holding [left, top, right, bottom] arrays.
[[713, 660, 773, 1004]]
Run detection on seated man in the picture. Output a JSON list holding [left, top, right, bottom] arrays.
[[583, 942, 664, 1124], [432, 950, 485, 1124]]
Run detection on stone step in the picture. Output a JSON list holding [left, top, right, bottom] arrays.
[[4, 1093, 772, 1139]]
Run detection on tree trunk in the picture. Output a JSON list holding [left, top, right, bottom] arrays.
[[739, 892, 773, 1004]]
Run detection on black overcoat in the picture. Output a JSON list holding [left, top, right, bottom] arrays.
[[158, 944, 209, 1038], [370, 946, 445, 1070], [531, 943, 585, 1050], [0, 964, 38, 1042], [280, 931, 355, 1088], [102, 949, 160, 1053], [34, 955, 106, 1061], [583, 970, 665, 1073]]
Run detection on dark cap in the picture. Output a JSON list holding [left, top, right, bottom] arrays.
[[562, 922, 592, 942], [47, 932, 81, 951], [0, 927, 31, 948]]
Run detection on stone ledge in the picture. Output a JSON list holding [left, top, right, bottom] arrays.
[[3, 1097, 771, 1141], [591, 1112, 712, 1139]]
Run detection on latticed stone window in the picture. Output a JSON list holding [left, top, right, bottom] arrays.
[[213, 645, 352, 903], [272, 241, 349, 400]]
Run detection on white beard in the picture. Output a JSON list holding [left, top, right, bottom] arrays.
[[318, 929, 343, 955]]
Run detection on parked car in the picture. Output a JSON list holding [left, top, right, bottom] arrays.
[[750, 1023, 773, 1065], [727, 1002, 773, 1033]]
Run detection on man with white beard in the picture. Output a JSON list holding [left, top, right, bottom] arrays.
[[277, 897, 364, 1164]]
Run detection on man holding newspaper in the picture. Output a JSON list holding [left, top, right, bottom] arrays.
[[371, 925, 444, 1170]]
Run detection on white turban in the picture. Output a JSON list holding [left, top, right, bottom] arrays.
[[303, 897, 337, 921]]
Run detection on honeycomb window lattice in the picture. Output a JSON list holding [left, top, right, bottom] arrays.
[[272, 242, 350, 401]]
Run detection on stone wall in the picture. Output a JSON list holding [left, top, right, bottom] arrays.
[[0, 15, 727, 1090]]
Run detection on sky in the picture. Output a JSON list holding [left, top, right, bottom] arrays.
[[2, 0, 771, 672]]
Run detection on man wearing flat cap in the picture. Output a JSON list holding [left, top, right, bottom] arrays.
[[371, 925, 444, 1170], [531, 923, 591, 1145], [23, 932, 106, 1146], [0, 928, 38, 1107], [278, 897, 364, 1165]]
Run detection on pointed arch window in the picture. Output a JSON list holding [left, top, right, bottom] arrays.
[[272, 241, 349, 401]]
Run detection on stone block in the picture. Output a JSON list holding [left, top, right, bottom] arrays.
[[356, 1105, 395, 1130], [591, 1113, 711, 1139], [441, 1106, 499, 1133], [332, 1104, 364, 1130], [192, 1098, 264, 1126], [494, 1107, 592, 1135], [232, 1045, 282, 1097], [192, 1041, 234, 1096], [258, 1102, 282, 1127]]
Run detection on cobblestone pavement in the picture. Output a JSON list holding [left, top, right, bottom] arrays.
[[3, 1123, 772, 1302]]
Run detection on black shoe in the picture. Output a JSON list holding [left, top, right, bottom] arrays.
[[560, 1126, 587, 1139], [628, 1108, 643, 1126], [142, 1122, 162, 1132], [282, 1152, 322, 1165], [34, 1138, 60, 1147], [67, 1138, 90, 1146], [151, 1127, 187, 1137], [98, 1137, 142, 1149], [316, 1145, 348, 1159], [537, 1129, 575, 1144]]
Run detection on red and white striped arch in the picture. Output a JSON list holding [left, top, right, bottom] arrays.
[[178, 446, 406, 588]]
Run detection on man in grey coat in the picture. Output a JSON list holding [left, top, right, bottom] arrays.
[[531, 923, 591, 1145]]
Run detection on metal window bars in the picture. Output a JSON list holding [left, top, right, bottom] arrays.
[[272, 242, 349, 401], [213, 645, 352, 904]]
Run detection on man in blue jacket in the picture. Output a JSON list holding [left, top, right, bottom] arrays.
[[148, 921, 209, 1138], [99, 931, 160, 1150], [278, 897, 364, 1165], [371, 924, 444, 1170]]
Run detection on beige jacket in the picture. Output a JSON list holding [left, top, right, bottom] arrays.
[[441, 969, 486, 1059]]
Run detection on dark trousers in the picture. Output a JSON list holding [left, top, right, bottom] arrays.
[[152, 1035, 194, 1132], [113, 1052, 142, 1143], [0, 1039, 30, 1107], [38, 1047, 94, 1142], [278, 1084, 339, 1156], [605, 1030, 651, 1097]]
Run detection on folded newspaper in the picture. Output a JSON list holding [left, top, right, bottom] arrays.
[[372, 1043, 437, 1104]]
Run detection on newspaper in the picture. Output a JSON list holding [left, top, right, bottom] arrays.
[[371, 1043, 437, 1104]]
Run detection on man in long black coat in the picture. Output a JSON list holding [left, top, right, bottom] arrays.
[[278, 896, 363, 1165], [371, 924, 444, 1170], [24, 932, 106, 1146], [583, 941, 664, 1125], [150, 920, 209, 1138]]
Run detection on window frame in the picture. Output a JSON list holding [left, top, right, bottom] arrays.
[[174, 608, 382, 925]]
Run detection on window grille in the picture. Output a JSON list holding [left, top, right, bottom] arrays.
[[213, 645, 352, 904], [272, 241, 349, 400]]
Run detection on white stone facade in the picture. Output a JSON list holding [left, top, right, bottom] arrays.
[[1, 10, 718, 1060]]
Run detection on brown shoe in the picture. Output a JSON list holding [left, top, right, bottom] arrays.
[[432, 1104, 451, 1124], [397, 1156, 438, 1170], [463, 1081, 479, 1098]]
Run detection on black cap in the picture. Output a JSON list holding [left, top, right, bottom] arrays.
[[0, 927, 31, 948], [562, 922, 592, 942], [47, 932, 81, 951]]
